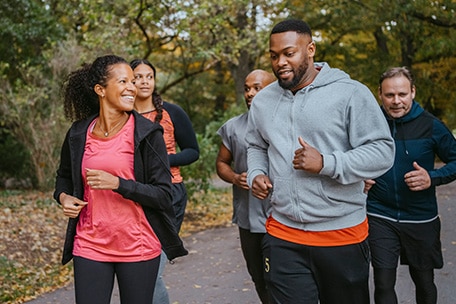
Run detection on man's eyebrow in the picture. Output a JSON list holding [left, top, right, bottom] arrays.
[[269, 46, 295, 52]]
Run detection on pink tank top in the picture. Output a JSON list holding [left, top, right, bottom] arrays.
[[73, 114, 161, 262]]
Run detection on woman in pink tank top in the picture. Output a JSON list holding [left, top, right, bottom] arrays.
[[54, 55, 187, 304]]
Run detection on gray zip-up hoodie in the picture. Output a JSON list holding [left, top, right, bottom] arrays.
[[246, 62, 395, 232]]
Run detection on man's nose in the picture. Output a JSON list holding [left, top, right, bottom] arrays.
[[392, 95, 401, 103], [278, 55, 288, 66]]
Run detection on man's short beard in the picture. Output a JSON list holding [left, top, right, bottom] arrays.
[[278, 77, 300, 90], [275, 62, 308, 91]]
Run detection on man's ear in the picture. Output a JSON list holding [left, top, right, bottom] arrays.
[[307, 40, 316, 57], [411, 85, 416, 99]]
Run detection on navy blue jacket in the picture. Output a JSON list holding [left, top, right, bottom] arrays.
[[54, 111, 188, 265], [367, 101, 456, 222]]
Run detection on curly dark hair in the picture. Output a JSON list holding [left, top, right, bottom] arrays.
[[130, 58, 164, 123], [62, 55, 128, 121]]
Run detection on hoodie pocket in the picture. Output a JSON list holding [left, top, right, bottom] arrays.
[[270, 176, 326, 223]]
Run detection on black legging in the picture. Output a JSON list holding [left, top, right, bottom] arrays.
[[373, 267, 437, 304], [73, 256, 160, 304], [410, 267, 437, 304], [373, 268, 398, 304]]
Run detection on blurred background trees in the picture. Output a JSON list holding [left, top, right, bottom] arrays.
[[0, 0, 455, 192]]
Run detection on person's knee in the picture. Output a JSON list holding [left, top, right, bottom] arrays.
[[373, 268, 398, 304], [409, 267, 436, 292], [374, 268, 397, 289]]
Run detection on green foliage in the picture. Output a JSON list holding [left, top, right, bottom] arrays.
[[181, 102, 245, 200], [1, 0, 456, 189], [181, 132, 218, 197], [0, 128, 32, 183], [288, 0, 456, 129], [0, 74, 67, 190], [0, 0, 65, 82], [163, 70, 236, 134], [0, 40, 79, 190]]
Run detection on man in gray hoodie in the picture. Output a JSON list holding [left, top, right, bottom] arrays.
[[246, 19, 395, 304]]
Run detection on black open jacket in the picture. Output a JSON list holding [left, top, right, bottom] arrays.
[[54, 111, 188, 265]]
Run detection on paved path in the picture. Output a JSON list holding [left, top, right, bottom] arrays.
[[26, 183, 456, 303], [25, 225, 258, 304]]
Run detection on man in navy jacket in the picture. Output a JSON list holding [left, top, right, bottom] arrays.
[[366, 66, 456, 304]]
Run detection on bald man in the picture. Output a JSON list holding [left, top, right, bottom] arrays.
[[216, 69, 275, 304]]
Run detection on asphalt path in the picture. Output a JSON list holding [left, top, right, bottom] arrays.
[[26, 182, 456, 304]]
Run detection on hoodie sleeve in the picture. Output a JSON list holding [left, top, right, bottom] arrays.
[[54, 129, 74, 203], [319, 83, 395, 184], [246, 102, 270, 186]]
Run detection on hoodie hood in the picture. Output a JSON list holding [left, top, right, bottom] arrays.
[[310, 62, 350, 89]]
